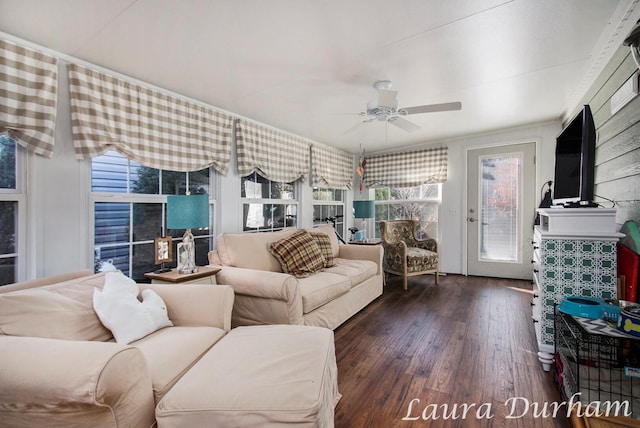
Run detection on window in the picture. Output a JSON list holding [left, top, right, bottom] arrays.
[[313, 188, 345, 241], [241, 172, 297, 232], [0, 135, 24, 286], [374, 183, 441, 240], [92, 151, 215, 282], [479, 154, 520, 261]]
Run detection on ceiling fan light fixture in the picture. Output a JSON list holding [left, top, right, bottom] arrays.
[[375, 110, 388, 121], [373, 80, 392, 91]]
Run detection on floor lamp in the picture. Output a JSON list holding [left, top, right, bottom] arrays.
[[167, 194, 209, 274], [353, 200, 375, 242]]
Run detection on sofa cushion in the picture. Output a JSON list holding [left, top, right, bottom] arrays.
[[93, 272, 173, 344], [310, 224, 340, 257], [298, 272, 351, 313], [0, 270, 94, 293], [216, 228, 296, 272], [310, 231, 336, 268], [269, 230, 326, 278], [0, 273, 112, 341], [325, 258, 378, 287], [132, 326, 226, 403]]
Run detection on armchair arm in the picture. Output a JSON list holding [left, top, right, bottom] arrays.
[[381, 240, 408, 273], [214, 266, 303, 326], [413, 237, 438, 252], [0, 336, 155, 428], [140, 284, 234, 332]]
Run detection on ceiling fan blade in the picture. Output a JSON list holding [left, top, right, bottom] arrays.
[[377, 89, 397, 109], [342, 118, 374, 135], [389, 116, 420, 133], [403, 101, 462, 115]]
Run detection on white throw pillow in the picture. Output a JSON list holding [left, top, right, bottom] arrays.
[[93, 271, 173, 344]]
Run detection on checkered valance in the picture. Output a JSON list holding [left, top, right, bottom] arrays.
[[68, 63, 233, 174], [236, 119, 310, 182], [366, 147, 448, 187], [311, 144, 353, 189], [0, 39, 58, 158]]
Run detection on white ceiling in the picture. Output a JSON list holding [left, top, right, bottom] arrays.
[[1, 0, 639, 154]]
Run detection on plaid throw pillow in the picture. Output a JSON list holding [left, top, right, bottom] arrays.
[[269, 230, 326, 278], [310, 232, 336, 268]]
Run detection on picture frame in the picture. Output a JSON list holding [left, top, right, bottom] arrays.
[[154, 237, 173, 265]]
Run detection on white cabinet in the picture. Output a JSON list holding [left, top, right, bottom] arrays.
[[531, 208, 622, 371]]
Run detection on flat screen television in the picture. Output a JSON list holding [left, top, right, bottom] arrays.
[[552, 105, 597, 207]]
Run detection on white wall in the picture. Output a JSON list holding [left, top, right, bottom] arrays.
[[28, 61, 92, 278]]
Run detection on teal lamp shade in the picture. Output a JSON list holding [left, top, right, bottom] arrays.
[[353, 200, 375, 219], [167, 195, 209, 230]]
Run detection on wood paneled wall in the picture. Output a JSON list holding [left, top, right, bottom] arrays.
[[568, 46, 640, 224]]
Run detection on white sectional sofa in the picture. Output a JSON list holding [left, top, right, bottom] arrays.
[[0, 270, 341, 427]]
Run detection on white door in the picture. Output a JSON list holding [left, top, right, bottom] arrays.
[[466, 143, 536, 279]]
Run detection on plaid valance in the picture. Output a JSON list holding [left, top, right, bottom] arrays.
[[236, 119, 310, 183], [366, 147, 448, 187], [68, 63, 233, 174], [0, 39, 58, 158], [311, 144, 353, 189]]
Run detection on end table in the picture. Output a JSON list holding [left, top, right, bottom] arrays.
[[144, 266, 221, 285]]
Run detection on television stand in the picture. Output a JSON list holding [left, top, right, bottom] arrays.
[[531, 208, 623, 370]]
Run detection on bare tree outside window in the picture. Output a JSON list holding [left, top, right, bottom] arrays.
[[374, 184, 440, 240]]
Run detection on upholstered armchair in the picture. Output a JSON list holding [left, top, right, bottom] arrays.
[[379, 220, 439, 290]]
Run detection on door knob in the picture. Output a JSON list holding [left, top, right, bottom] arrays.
[[468, 217, 477, 223]]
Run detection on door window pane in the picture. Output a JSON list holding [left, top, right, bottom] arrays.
[[480, 155, 520, 261]]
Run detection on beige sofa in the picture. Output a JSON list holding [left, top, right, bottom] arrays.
[[209, 224, 384, 329], [0, 271, 234, 427]]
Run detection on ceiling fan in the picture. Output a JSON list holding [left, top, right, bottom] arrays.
[[347, 80, 462, 133]]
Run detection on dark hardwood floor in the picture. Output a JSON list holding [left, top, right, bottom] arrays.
[[334, 274, 569, 428]]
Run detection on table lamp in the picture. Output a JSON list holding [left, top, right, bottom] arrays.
[[353, 200, 375, 242], [167, 194, 209, 274]]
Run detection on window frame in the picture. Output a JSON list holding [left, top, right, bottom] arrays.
[[312, 187, 346, 240], [0, 136, 27, 284], [90, 151, 217, 281], [240, 171, 299, 232], [373, 183, 442, 240]]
